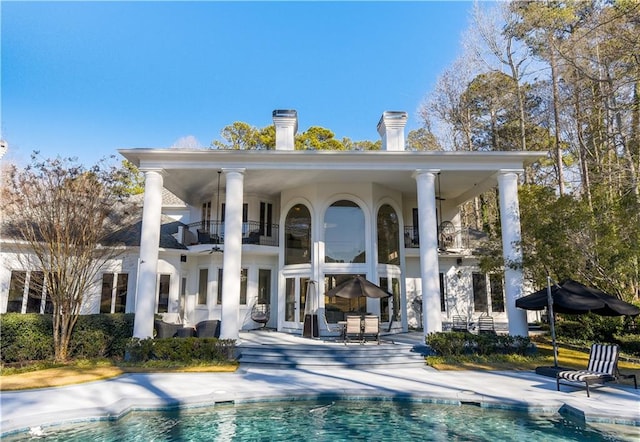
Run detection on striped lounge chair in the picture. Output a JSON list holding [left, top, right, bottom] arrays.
[[556, 343, 636, 397]]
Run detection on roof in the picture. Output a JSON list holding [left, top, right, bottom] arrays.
[[104, 214, 188, 250], [118, 148, 545, 206]]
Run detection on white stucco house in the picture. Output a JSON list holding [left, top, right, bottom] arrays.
[[1, 110, 543, 340]]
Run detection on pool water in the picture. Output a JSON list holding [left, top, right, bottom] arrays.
[[6, 400, 637, 441]]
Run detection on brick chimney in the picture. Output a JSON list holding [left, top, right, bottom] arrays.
[[377, 111, 408, 151], [273, 109, 298, 150]]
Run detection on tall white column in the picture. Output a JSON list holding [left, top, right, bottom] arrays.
[[413, 169, 442, 336], [133, 169, 164, 338], [497, 170, 528, 337], [220, 168, 245, 339]]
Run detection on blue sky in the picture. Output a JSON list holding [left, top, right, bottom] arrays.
[[2, 1, 474, 166]]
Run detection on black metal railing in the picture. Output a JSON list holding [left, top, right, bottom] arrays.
[[404, 226, 478, 250], [187, 220, 279, 247]]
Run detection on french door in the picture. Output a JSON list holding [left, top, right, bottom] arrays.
[[283, 275, 310, 329]]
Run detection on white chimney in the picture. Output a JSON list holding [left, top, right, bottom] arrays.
[[273, 109, 298, 150], [377, 111, 408, 151]]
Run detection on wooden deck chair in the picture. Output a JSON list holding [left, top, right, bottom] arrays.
[[557, 343, 636, 397], [362, 315, 380, 345], [344, 315, 362, 345]]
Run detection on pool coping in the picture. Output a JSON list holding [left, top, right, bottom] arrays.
[[1, 367, 638, 437]]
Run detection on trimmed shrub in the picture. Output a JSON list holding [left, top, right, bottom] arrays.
[[555, 314, 625, 344], [1, 314, 54, 363], [426, 332, 532, 357], [125, 337, 236, 363], [0, 313, 134, 363], [614, 334, 640, 358], [70, 314, 134, 359]]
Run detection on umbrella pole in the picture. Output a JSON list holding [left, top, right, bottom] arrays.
[[547, 275, 558, 367]]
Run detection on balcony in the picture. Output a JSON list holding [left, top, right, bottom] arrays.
[[187, 220, 279, 247], [403, 226, 485, 251]]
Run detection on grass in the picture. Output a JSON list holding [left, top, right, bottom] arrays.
[[3, 340, 639, 392], [0, 359, 238, 391], [426, 341, 640, 387]]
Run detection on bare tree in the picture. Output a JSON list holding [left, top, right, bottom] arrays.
[[2, 154, 135, 361]]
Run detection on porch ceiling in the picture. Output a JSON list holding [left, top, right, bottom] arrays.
[[119, 149, 543, 206]]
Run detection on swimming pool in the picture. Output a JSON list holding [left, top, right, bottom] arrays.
[[4, 399, 637, 441]]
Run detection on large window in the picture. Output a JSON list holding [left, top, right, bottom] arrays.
[[258, 269, 271, 304], [285, 204, 311, 265], [324, 200, 365, 263], [7, 271, 53, 314], [473, 272, 488, 313], [391, 277, 401, 321], [439, 273, 446, 312], [380, 277, 389, 322], [260, 202, 273, 237], [285, 278, 295, 322], [217, 268, 223, 304], [198, 269, 209, 305], [6, 271, 26, 313], [489, 274, 505, 312], [240, 268, 248, 305], [157, 274, 170, 313], [324, 274, 366, 323], [377, 204, 400, 265], [26, 271, 44, 313], [100, 273, 128, 314]]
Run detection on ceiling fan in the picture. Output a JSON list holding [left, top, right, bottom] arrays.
[[201, 170, 223, 254]]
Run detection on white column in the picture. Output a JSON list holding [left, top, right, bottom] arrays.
[[413, 169, 442, 336], [497, 170, 528, 337], [133, 169, 164, 338], [220, 168, 245, 339]]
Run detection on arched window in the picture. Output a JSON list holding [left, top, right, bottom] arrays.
[[377, 204, 400, 265], [324, 200, 365, 263], [285, 204, 311, 265]]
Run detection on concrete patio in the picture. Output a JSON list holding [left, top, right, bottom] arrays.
[[1, 331, 638, 437]]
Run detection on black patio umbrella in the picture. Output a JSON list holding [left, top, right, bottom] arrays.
[[326, 276, 392, 299], [516, 278, 639, 368], [516, 279, 640, 316]]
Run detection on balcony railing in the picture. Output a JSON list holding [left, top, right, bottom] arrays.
[[404, 226, 482, 251], [187, 220, 279, 247]]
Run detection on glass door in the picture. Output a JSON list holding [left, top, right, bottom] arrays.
[[283, 276, 309, 329]]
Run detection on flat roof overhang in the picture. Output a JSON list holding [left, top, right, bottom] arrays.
[[119, 149, 545, 206]]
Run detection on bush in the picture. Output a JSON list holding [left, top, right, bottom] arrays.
[[0, 313, 134, 363], [1, 314, 54, 363], [426, 332, 532, 357], [614, 334, 640, 358], [70, 314, 134, 359], [125, 337, 236, 363], [555, 314, 625, 344]]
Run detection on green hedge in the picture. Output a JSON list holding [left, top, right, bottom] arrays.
[[71, 314, 135, 359], [613, 334, 640, 358], [1, 314, 54, 363], [0, 313, 134, 363], [426, 332, 533, 357], [125, 337, 236, 363]]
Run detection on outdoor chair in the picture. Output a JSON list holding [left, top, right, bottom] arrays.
[[477, 316, 496, 335], [451, 315, 468, 332], [154, 319, 181, 338], [251, 303, 270, 329], [195, 319, 221, 338], [197, 229, 212, 244], [362, 315, 380, 345], [344, 315, 362, 345], [556, 343, 637, 397]]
